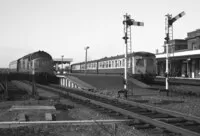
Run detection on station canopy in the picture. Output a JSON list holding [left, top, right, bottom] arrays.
[[53, 58, 73, 65]]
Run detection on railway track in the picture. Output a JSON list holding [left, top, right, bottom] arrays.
[[24, 82, 200, 136]]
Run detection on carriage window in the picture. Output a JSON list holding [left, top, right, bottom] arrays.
[[109, 61, 111, 68], [136, 59, 144, 66], [112, 61, 114, 67], [100, 62, 102, 68], [105, 61, 107, 68], [115, 60, 117, 67], [122, 59, 125, 67], [119, 60, 122, 67]]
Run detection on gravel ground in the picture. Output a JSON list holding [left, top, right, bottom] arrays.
[[2, 84, 199, 136], [152, 96, 200, 117], [0, 98, 150, 136], [96, 87, 200, 118]]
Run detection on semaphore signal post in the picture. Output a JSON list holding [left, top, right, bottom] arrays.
[[164, 11, 185, 91], [122, 13, 144, 92]]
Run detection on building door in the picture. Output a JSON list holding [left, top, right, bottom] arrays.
[[192, 60, 195, 78], [181, 63, 187, 77]]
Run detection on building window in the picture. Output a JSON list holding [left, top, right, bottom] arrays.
[[192, 42, 196, 50]]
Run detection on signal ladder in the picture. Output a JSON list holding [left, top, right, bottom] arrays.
[[165, 14, 174, 57]]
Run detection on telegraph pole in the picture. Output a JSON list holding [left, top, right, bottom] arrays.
[[164, 11, 185, 91], [122, 13, 144, 91], [61, 55, 64, 74]]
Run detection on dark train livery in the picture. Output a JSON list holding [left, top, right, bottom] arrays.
[[71, 51, 156, 80], [9, 50, 57, 84]]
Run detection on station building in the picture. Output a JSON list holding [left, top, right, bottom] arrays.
[[53, 58, 73, 74], [156, 29, 200, 78]]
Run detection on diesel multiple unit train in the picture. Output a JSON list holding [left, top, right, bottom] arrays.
[[9, 51, 57, 84], [71, 51, 156, 81]]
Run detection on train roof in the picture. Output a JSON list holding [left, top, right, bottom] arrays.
[[19, 50, 52, 60], [72, 51, 155, 65], [9, 51, 52, 66]]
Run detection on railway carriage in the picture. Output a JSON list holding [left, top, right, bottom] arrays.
[[9, 51, 57, 84], [71, 51, 156, 81]]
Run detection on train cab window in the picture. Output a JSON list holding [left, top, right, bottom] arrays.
[[136, 59, 144, 67]]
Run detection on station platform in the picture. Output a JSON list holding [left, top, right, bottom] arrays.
[[57, 73, 151, 92], [155, 76, 200, 86]]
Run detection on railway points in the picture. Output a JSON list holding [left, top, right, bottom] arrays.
[[0, 80, 146, 135], [34, 82, 200, 136]]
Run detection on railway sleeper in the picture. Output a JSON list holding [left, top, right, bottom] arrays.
[[175, 121, 200, 127], [146, 113, 171, 119], [137, 111, 155, 116], [161, 129, 180, 136], [130, 108, 151, 113], [181, 125, 200, 133], [161, 117, 187, 123], [126, 119, 145, 126], [96, 107, 108, 112], [108, 113, 124, 118], [87, 104, 99, 108], [183, 121, 200, 126], [133, 124, 155, 130]]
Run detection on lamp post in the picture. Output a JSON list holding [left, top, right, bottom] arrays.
[[32, 59, 36, 97], [61, 55, 64, 74], [84, 46, 89, 74]]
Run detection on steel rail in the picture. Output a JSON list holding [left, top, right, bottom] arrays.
[[50, 84, 200, 124], [0, 119, 131, 125], [38, 84, 200, 136]]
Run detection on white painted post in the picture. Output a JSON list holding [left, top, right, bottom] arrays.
[[166, 43, 169, 90]]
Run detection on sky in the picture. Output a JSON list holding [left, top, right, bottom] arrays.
[[0, 0, 200, 67]]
